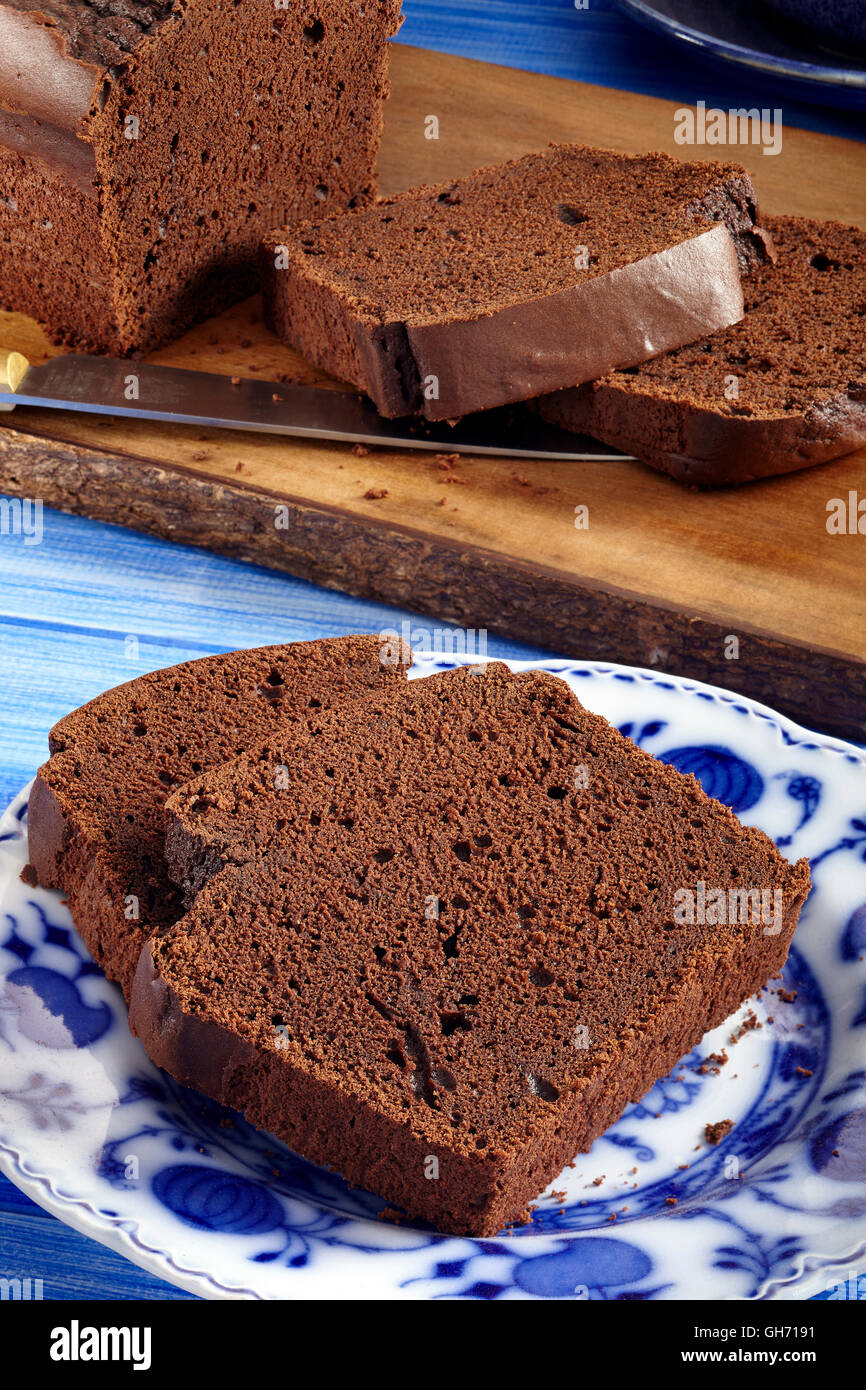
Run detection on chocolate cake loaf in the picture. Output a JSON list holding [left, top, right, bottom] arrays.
[[536, 215, 866, 486], [260, 144, 766, 420], [28, 635, 406, 998], [131, 663, 810, 1236], [0, 0, 403, 353]]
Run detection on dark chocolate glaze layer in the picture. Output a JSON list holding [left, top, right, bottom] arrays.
[[3, 0, 176, 65], [0, 105, 95, 193], [384, 224, 745, 419], [0, 0, 176, 132]]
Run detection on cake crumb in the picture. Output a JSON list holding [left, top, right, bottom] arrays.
[[351, 443, 370, 457], [705, 1119, 734, 1146], [729, 1010, 761, 1044], [19, 863, 38, 887], [377, 1207, 403, 1225], [697, 1047, 729, 1076], [363, 487, 388, 500], [665, 1197, 678, 1207]]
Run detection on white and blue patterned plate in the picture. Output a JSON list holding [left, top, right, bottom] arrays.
[[1, 657, 865, 1300]]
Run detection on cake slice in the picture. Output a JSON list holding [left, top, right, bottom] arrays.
[[260, 144, 766, 420], [130, 663, 811, 1236], [28, 635, 407, 998], [536, 215, 866, 486], [0, 0, 403, 353]]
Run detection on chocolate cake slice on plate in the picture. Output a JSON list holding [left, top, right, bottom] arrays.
[[130, 662, 810, 1236], [28, 634, 406, 998], [260, 143, 767, 420], [536, 215, 866, 486]]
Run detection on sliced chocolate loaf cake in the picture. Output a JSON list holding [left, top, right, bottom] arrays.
[[536, 215, 866, 486], [0, 0, 403, 353], [131, 663, 810, 1236], [28, 635, 406, 998], [260, 144, 766, 420]]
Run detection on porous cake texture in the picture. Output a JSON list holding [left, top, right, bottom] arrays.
[[28, 635, 406, 997], [130, 662, 810, 1235], [536, 215, 866, 485], [0, 0, 403, 352]]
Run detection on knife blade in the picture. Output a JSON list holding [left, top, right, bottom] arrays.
[[0, 350, 633, 462]]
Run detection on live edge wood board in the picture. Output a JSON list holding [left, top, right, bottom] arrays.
[[0, 46, 864, 739]]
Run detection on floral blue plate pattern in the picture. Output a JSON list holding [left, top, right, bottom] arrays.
[[1, 658, 865, 1300]]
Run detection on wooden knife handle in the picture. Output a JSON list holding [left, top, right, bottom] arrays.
[[0, 350, 28, 412]]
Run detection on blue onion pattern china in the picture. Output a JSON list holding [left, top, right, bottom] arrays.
[[1, 658, 865, 1300]]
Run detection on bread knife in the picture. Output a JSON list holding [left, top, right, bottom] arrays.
[[0, 349, 632, 462]]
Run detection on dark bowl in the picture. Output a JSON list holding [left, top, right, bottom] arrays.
[[764, 0, 866, 47]]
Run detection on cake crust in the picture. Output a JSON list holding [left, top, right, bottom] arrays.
[[28, 635, 406, 997], [536, 215, 866, 486]]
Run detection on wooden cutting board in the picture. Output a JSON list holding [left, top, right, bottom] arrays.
[[1, 45, 864, 740]]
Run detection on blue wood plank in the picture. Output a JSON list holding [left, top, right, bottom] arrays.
[[0, 1202, 195, 1300]]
